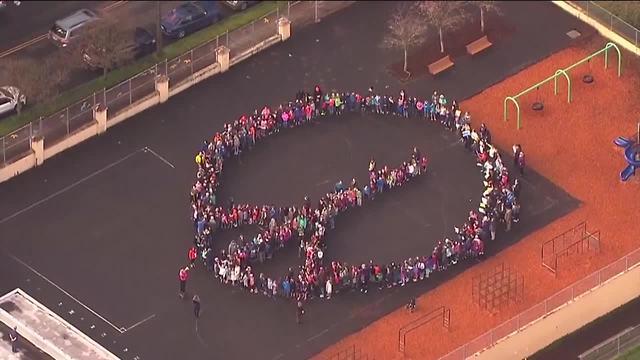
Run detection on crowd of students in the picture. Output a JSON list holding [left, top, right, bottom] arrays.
[[186, 86, 523, 302]]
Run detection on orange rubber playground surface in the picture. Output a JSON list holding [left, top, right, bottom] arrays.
[[314, 35, 640, 360]]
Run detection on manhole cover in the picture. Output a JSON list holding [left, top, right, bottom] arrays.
[[567, 29, 582, 39]]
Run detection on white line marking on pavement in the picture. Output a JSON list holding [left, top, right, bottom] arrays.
[[102, 0, 128, 11], [143, 146, 175, 169], [0, 34, 47, 58], [124, 314, 157, 332], [10, 254, 126, 334], [0, 149, 143, 225], [306, 328, 328, 342]]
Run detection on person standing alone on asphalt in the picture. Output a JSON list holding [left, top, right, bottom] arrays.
[[296, 301, 305, 325], [9, 326, 18, 353], [179, 266, 189, 299], [192, 294, 201, 318]]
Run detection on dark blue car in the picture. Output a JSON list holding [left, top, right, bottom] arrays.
[[161, 1, 221, 39]]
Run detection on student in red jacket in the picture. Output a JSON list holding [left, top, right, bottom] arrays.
[[188, 246, 198, 268], [179, 267, 189, 299]]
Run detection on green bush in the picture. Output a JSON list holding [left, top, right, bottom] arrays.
[[0, 1, 285, 136]]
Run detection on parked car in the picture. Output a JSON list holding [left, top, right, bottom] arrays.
[[0, 86, 26, 117], [161, 1, 221, 39], [48, 9, 99, 48], [0, 1, 21, 10], [82, 27, 157, 71], [223, 1, 258, 11]]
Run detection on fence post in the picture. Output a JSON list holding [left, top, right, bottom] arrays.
[[191, 49, 194, 75], [314, 1, 319, 23], [66, 107, 70, 135], [39, 117, 43, 136], [610, 14, 613, 31], [226, 29, 229, 47], [129, 78, 133, 106], [103, 88, 107, 107]]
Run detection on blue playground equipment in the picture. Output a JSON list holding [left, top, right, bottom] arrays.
[[614, 123, 640, 182]]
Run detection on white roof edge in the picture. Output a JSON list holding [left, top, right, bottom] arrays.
[[0, 288, 120, 360]]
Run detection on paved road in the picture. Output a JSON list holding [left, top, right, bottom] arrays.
[[0, 1, 238, 90], [0, 1, 110, 54], [0, 1, 587, 360]]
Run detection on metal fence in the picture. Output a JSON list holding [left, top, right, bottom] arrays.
[[438, 247, 640, 360], [571, 1, 640, 50], [326, 345, 373, 360], [0, 2, 307, 167], [579, 324, 640, 360]]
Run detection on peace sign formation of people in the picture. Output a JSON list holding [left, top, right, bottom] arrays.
[[181, 85, 523, 304]]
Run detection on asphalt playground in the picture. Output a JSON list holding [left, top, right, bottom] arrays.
[[0, 2, 588, 360]]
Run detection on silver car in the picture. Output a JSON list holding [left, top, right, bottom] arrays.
[[0, 86, 27, 117]]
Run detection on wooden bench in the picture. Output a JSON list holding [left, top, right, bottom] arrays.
[[428, 55, 454, 76], [466, 35, 493, 55]]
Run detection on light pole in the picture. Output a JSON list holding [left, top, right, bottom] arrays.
[[156, 1, 164, 54]]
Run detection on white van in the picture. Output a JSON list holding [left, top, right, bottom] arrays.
[[48, 9, 99, 48]]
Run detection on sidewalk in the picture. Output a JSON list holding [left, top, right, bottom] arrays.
[[226, 1, 356, 57], [553, 1, 640, 56], [475, 264, 640, 359]]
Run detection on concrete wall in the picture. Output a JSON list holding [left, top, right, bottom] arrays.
[[44, 122, 98, 160], [0, 153, 35, 183], [0, 17, 291, 184], [169, 62, 222, 98]]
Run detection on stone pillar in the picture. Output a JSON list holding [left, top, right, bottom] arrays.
[[278, 17, 291, 41], [156, 75, 169, 103], [94, 104, 108, 134], [31, 135, 44, 166], [216, 46, 230, 73]]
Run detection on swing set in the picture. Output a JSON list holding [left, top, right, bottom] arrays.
[[504, 42, 622, 130]]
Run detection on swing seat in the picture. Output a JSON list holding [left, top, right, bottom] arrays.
[[532, 102, 544, 111]]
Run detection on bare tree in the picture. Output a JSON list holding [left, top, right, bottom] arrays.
[[74, 18, 134, 77], [418, 1, 470, 53], [474, 1, 503, 33], [381, 2, 428, 76], [0, 55, 69, 113]]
